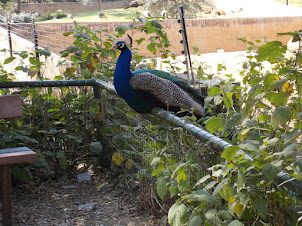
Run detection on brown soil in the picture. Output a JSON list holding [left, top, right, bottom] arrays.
[[5, 175, 159, 226]]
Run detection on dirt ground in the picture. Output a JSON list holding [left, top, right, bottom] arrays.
[[5, 174, 159, 226]]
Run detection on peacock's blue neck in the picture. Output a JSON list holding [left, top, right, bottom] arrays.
[[114, 47, 133, 99]]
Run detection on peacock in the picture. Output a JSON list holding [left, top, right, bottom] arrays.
[[113, 37, 206, 118]]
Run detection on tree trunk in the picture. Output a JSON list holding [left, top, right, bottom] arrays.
[[14, 0, 21, 14], [97, 0, 101, 11]]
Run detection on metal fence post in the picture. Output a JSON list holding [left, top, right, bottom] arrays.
[[178, 4, 195, 87], [32, 19, 41, 78], [7, 23, 13, 58]]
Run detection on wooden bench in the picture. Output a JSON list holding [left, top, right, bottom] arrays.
[[0, 95, 38, 226]]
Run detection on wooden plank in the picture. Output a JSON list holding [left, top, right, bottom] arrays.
[[1, 165, 12, 226], [0, 95, 23, 119], [0, 147, 32, 154], [0, 150, 37, 165]]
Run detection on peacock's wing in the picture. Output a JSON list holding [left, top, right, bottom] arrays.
[[129, 71, 205, 116], [133, 69, 205, 106]]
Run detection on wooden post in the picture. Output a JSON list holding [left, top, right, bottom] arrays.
[[7, 23, 13, 58], [1, 165, 12, 226]]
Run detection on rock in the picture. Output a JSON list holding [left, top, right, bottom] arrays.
[[78, 203, 96, 211], [77, 172, 91, 182], [63, 185, 78, 189]]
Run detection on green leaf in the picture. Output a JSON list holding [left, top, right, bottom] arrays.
[[278, 31, 301, 42], [89, 142, 102, 153], [238, 140, 259, 151], [169, 182, 179, 198], [27, 138, 39, 144], [168, 202, 188, 226], [136, 38, 145, 45], [15, 66, 22, 71], [147, 43, 157, 54], [4, 56, 16, 64], [208, 86, 222, 96], [228, 220, 245, 226], [221, 145, 240, 162], [29, 57, 41, 65], [33, 157, 49, 169], [12, 167, 31, 182], [205, 209, 221, 224], [103, 41, 112, 48], [194, 175, 211, 188], [188, 189, 218, 205], [237, 189, 250, 204], [157, 176, 167, 200], [214, 95, 223, 105], [39, 49, 51, 57], [257, 41, 286, 63], [178, 179, 189, 193], [177, 169, 187, 183], [223, 92, 233, 108], [188, 215, 202, 226], [284, 130, 302, 143], [205, 116, 225, 134], [218, 210, 232, 221], [218, 184, 233, 201], [62, 31, 74, 36], [237, 169, 245, 190], [152, 165, 164, 176], [262, 161, 282, 182], [57, 152, 67, 170], [293, 161, 302, 175], [151, 157, 161, 168], [252, 199, 268, 219], [171, 162, 188, 179], [115, 24, 133, 36], [49, 128, 58, 135], [281, 143, 297, 157], [266, 92, 288, 107], [67, 46, 79, 53], [271, 106, 291, 129], [226, 113, 242, 129], [151, 20, 162, 29]]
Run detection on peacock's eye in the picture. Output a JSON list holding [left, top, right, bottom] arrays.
[[118, 43, 125, 49]]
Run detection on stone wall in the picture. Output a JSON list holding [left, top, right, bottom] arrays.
[[20, 1, 127, 14], [1, 16, 302, 79]]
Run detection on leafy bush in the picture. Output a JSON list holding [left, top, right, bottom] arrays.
[[10, 12, 33, 23], [35, 10, 67, 22]]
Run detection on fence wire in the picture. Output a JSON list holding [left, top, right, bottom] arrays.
[[1, 79, 301, 224], [0, 21, 184, 57]]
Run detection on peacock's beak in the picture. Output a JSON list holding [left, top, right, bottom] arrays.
[[112, 44, 117, 50]]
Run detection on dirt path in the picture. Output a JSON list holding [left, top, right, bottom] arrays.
[[8, 176, 158, 226]]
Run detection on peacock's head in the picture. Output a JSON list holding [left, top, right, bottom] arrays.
[[113, 41, 128, 52], [113, 34, 132, 52]]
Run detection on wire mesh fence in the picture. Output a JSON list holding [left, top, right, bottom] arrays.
[[1, 79, 301, 224], [0, 20, 184, 57]]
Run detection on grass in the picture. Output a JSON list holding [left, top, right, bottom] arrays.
[[38, 8, 138, 23]]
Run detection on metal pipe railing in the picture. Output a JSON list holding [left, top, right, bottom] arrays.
[[1, 78, 301, 199], [0, 79, 96, 88]]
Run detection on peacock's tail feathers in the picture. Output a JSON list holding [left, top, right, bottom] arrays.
[[129, 72, 205, 116], [133, 69, 205, 106]]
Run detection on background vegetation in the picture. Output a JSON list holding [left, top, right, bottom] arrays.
[[1, 9, 302, 226]]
